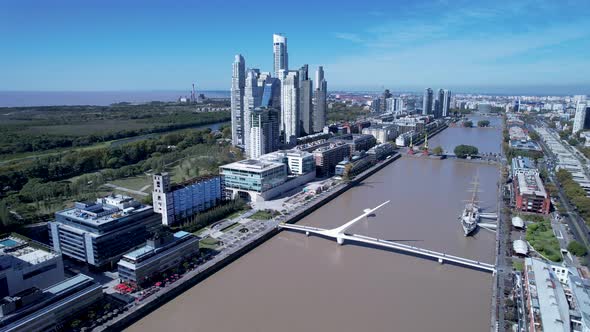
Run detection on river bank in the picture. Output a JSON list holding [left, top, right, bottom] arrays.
[[100, 155, 401, 331]]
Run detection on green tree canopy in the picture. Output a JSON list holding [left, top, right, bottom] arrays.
[[432, 146, 444, 155], [477, 120, 490, 127], [463, 121, 473, 128], [568, 241, 588, 256], [454, 145, 479, 158]]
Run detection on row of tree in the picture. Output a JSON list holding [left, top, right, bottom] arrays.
[[556, 169, 590, 222]]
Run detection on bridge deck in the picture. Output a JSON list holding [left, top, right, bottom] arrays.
[[279, 224, 495, 273]]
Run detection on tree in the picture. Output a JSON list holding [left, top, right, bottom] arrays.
[[529, 131, 540, 141], [463, 121, 473, 128], [568, 138, 579, 146], [222, 127, 232, 139], [477, 120, 490, 127], [454, 145, 479, 158], [432, 146, 444, 155], [568, 241, 588, 256]]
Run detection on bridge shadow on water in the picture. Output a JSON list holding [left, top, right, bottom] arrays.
[[339, 239, 493, 274]]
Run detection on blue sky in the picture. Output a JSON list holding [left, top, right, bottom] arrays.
[[1, 0, 590, 93]]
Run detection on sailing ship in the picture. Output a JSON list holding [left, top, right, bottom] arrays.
[[460, 175, 480, 236]]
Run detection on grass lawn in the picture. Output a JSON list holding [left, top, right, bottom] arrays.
[[109, 175, 152, 192], [526, 221, 562, 262], [199, 237, 220, 249], [512, 261, 524, 272], [250, 209, 279, 220]]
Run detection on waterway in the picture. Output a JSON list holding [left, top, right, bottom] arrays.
[[128, 117, 502, 332]]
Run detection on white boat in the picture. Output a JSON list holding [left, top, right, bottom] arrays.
[[460, 175, 480, 236]]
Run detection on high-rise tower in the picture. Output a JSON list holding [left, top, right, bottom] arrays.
[[273, 34, 288, 79], [442, 89, 451, 117], [299, 65, 313, 136], [422, 88, 433, 115], [282, 71, 299, 145], [313, 66, 327, 133], [243, 69, 262, 156], [231, 55, 246, 146]]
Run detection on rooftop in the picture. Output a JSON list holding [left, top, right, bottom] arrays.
[[0, 235, 58, 266], [516, 172, 547, 197], [56, 194, 152, 227], [525, 257, 571, 332], [220, 159, 285, 173]]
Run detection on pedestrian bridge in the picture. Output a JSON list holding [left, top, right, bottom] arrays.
[[279, 201, 496, 274]]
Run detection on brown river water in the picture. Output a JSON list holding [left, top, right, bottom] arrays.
[[128, 115, 502, 332]]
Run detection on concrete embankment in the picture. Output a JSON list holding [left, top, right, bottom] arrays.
[[103, 154, 401, 331]]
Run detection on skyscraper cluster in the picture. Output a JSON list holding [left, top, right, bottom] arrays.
[[422, 88, 451, 118], [231, 34, 328, 157]]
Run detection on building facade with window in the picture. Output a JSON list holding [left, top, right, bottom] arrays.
[[49, 195, 161, 268], [152, 173, 223, 226]]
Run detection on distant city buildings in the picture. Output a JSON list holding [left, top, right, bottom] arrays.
[[231, 34, 327, 153], [49, 195, 161, 268], [152, 173, 223, 226]]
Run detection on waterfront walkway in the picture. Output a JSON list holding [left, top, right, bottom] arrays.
[[279, 202, 496, 273]]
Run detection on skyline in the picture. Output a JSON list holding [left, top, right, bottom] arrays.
[[2, 0, 590, 93]]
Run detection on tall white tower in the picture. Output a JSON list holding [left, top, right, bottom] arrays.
[[282, 71, 299, 145], [273, 34, 288, 79], [244, 69, 261, 156], [231, 54, 245, 146]]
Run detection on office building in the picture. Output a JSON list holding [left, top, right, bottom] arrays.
[[573, 102, 590, 133], [273, 34, 288, 79], [299, 65, 313, 136], [282, 71, 300, 145], [313, 66, 327, 133], [513, 99, 520, 112], [378, 89, 393, 114], [250, 107, 280, 159], [513, 172, 550, 214], [511, 156, 538, 177], [49, 195, 161, 268], [332, 134, 377, 154], [422, 88, 433, 115], [220, 158, 314, 202], [152, 173, 223, 226], [231, 54, 246, 146], [259, 150, 315, 176], [371, 98, 381, 113], [0, 274, 102, 332], [0, 235, 64, 298], [313, 142, 350, 177], [220, 159, 287, 202], [442, 89, 451, 117], [367, 143, 396, 160], [568, 275, 590, 332], [362, 124, 397, 143], [243, 69, 262, 157], [117, 231, 200, 284], [523, 258, 571, 332]]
